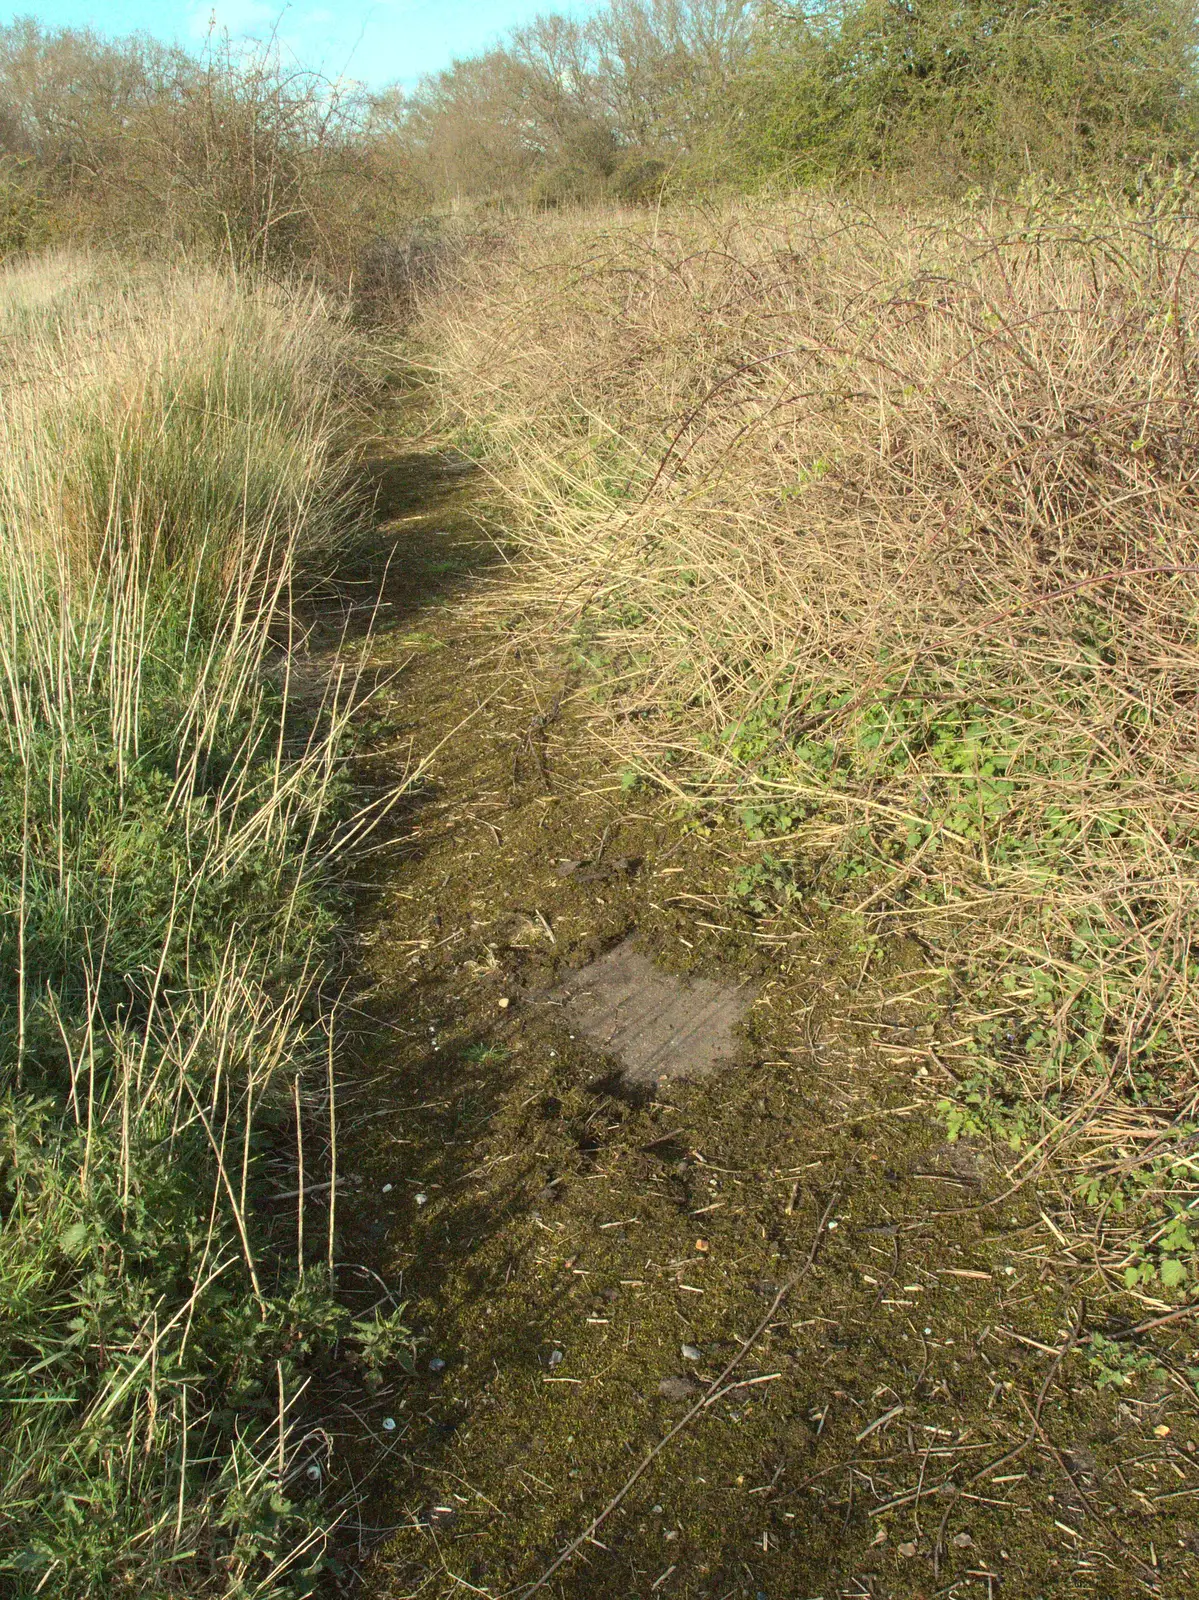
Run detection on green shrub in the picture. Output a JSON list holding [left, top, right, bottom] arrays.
[[0, 157, 50, 258], [743, 0, 1199, 186]]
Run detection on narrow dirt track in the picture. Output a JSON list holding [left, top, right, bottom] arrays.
[[320, 424, 1199, 1600]]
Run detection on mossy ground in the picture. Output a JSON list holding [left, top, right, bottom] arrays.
[[324, 412, 1199, 1599]]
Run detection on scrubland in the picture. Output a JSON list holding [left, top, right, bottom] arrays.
[[0, 256, 377, 1595], [424, 190, 1199, 1305], [7, 5, 1199, 1585]]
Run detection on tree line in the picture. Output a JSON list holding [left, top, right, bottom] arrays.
[[2, 0, 1198, 271], [400, 0, 1199, 202]]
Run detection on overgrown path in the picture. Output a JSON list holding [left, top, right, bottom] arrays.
[[324, 421, 1199, 1600]]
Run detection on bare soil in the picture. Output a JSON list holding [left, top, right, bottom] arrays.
[[322, 419, 1199, 1600]]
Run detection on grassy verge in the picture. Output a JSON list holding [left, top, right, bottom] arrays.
[[422, 189, 1199, 1322], [0, 255, 382, 1595]]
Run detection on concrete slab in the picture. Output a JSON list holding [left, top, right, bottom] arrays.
[[554, 937, 755, 1089]]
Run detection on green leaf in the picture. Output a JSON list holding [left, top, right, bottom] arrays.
[[1159, 1257, 1188, 1289], [59, 1222, 88, 1258]]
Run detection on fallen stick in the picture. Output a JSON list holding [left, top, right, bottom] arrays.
[[1112, 1300, 1199, 1339]]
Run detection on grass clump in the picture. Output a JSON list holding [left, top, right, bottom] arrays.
[[0, 255, 369, 1595], [423, 187, 1199, 1308]]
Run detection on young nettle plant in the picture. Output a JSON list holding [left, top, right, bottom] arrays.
[[1086, 1333, 1162, 1391]]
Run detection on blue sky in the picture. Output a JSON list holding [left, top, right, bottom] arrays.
[[4, 0, 599, 88]]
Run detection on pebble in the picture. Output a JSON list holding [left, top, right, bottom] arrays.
[[681, 1343, 703, 1361], [381, 1183, 393, 1194], [953, 1532, 974, 1549], [306, 1463, 322, 1480], [382, 1417, 397, 1431], [415, 1192, 428, 1206], [898, 1541, 918, 1558], [428, 1357, 446, 1373], [548, 1349, 564, 1368]]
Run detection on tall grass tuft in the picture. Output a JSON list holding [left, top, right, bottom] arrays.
[[426, 187, 1199, 1304], [0, 255, 365, 1595]]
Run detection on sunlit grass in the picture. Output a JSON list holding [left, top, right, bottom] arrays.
[[0, 254, 367, 1596], [425, 189, 1199, 1306]]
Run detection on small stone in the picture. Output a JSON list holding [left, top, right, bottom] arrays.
[[1154, 1424, 1171, 1437], [695, 1237, 710, 1253], [681, 1343, 702, 1361], [381, 1183, 393, 1193], [827, 1220, 839, 1230], [382, 1417, 397, 1431], [953, 1531, 974, 1549], [548, 1348, 564, 1368], [898, 1541, 918, 1558], [306, 1463, 322, 1480], [415, 1192, 428, 1206], [498, 996, 511, 1009], [428, 1357, 446, 1373], [651, 1504, 663, 1514], [658, 1375, 698, 1401]]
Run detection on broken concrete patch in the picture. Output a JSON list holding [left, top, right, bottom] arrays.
[[552, 936, 755, 1089]]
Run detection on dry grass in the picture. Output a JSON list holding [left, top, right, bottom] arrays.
[[0, 253, 360, 574], [424, 190, 1199, 1303], [0, 254, 380, 1595]]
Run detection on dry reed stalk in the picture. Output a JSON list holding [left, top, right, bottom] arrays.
[[0, 253, 372, 1592]]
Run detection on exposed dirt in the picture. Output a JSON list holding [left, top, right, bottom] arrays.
[[321, 415, 1199, 1600]]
